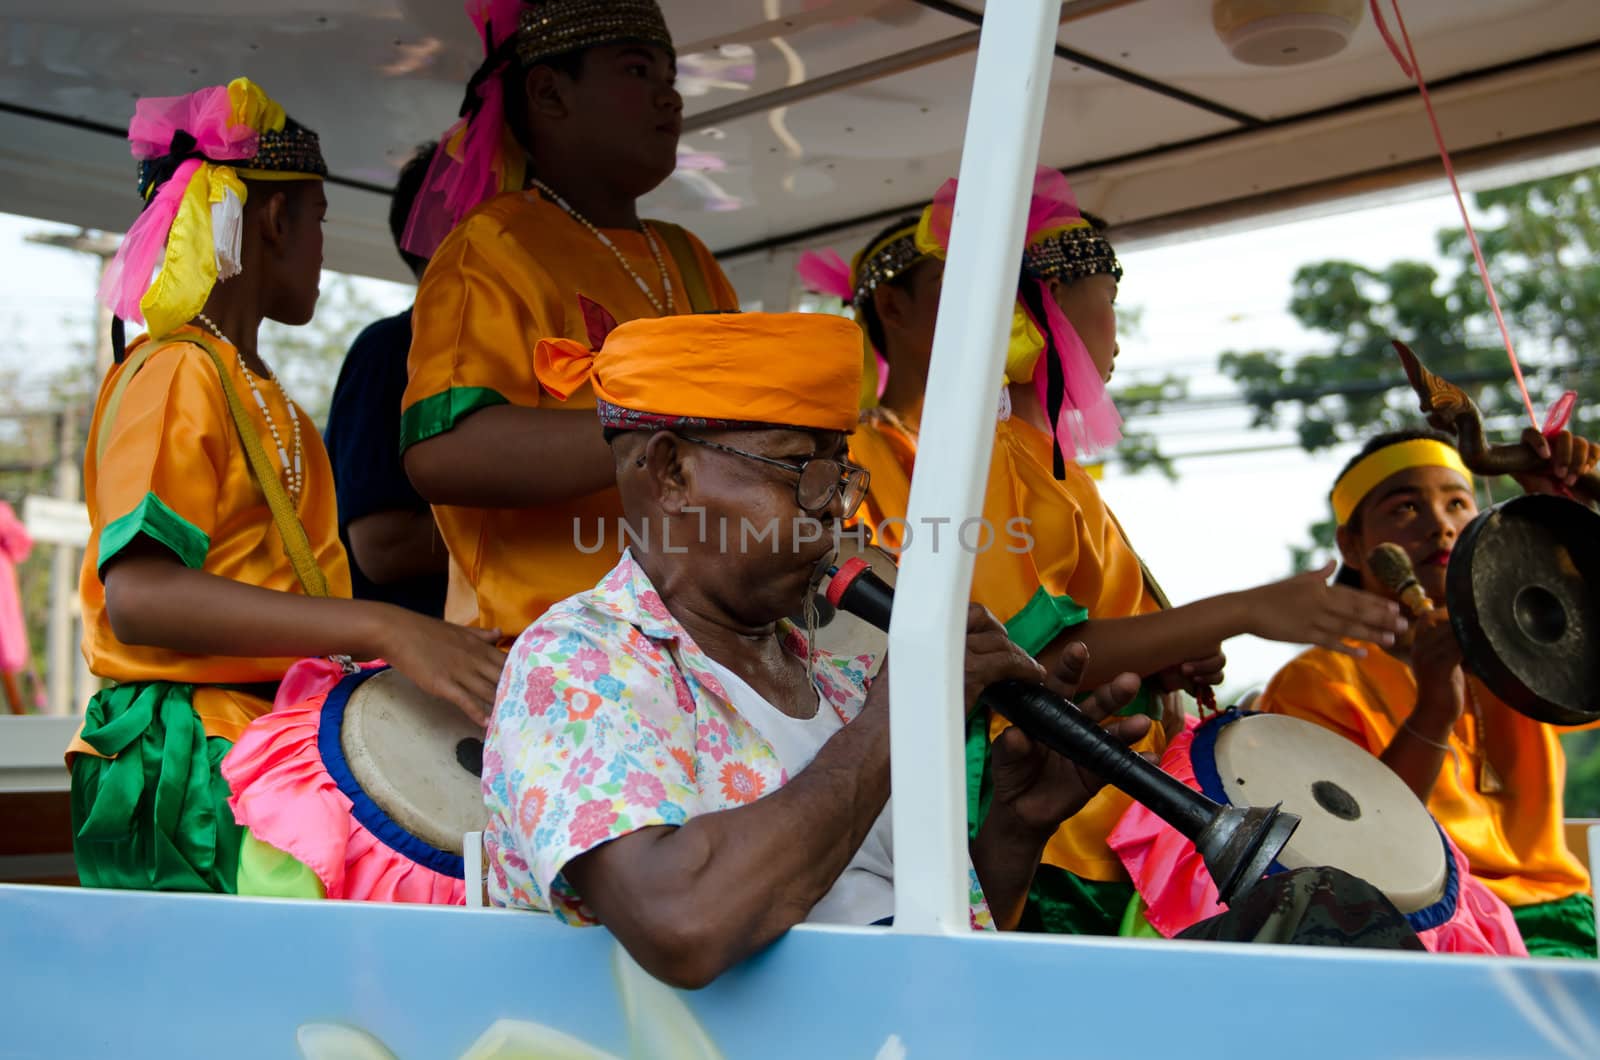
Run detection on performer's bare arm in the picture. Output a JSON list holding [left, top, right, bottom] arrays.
[[1380, 610, 1465, 801], [564, 609, 1140, 987], [101, 540, 505, 722], [347, 509, 447, 585], [1037, 562, 1408, 692], [403, 404, 616, 508], [563, 679, 892, 990]]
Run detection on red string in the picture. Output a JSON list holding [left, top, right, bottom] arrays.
[[1369, 0, 1546, 434]]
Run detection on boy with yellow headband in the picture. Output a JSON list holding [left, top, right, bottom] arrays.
[[818, 167, 1409, 937], [70, 79, 504, 895], [1258, 426, 1600, 958]]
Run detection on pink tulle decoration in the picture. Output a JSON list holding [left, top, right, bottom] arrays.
[[922, 168, 1083, 265], [922, 177, 956, 249], [875, 351, 891, 400], [273, 656, 387, 712], [401, 0, 524, 260], [1029, 279, 1122, 459], [1107, 721, 1528, 956], [97, 158, 203, 322], [0, 502, 33, 674], [469, 0, 526, 49], [225, 700, 468, 905], [127, 85, 258, 162], [1025, 167, 1084, 236], [795, 248, 854, 302]]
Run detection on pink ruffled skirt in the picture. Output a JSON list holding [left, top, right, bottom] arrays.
[[223, 661, 468, 905]]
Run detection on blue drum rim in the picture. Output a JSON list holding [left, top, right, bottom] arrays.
[[1189, 708, 1458, 933], [317, 666, 468, 881]]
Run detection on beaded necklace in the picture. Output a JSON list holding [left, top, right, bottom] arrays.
[[195, 313, 304, 504], [529, 177, 675, 315]]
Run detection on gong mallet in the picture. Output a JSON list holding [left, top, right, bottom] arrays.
[[1367, 542, 1434, 618], [823, 557, 1300, 906]]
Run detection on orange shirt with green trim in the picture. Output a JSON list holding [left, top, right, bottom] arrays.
[[849, 410, 1169, 883], [1258, 642, 1592, 908], [402, 190, 738, 641], [77, 328, 352, 744]]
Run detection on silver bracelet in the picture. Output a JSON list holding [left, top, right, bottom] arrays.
[[1401, 717, 1452, 751]]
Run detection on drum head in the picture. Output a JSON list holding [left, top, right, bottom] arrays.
[[1447, 494, 1600, 726], [339, 669, 488, 854], [1211, 714, 1447, 914], [793, 537, 897, 676]]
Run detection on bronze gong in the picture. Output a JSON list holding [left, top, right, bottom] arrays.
[[1446, 493, 1600, 726]]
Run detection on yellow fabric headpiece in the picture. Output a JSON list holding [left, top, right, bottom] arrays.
[[913, 211, 1102, 386], [536, 312, 865, 433], [106, 77, 326, 340], [1331, 438, 1473, 525]]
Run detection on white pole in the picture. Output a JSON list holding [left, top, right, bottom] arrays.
[[889, 0, 1061, 934]]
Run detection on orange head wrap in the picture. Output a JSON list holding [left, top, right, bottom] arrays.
[[535, 312, 865, 433]]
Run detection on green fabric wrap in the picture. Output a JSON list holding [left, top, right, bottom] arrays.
[[398, 386, 509, 452], [97, 491, 209, 577], [1119, 893, 1165, 939], [1002, 586, 1161, 720], [964, 710, 1134, 936], [1018, 866, 1137, 936], [1511, 892, 1598, 959], [236, 830, 326, 899], [70, 681, 242, 893], [1005, 586, 1089, 657]]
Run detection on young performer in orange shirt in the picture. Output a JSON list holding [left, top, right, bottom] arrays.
[[824, 168, 1405, 934], [72, 79, 503, 895], [400, 0, 740, 642], [1258, 427, 1600, 958]]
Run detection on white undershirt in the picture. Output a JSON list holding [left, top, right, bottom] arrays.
[[703, 658, 895, 926]]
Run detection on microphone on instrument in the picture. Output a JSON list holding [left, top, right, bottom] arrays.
[[1367, 543, 1434, 618], [822, 559, 1300, 907]]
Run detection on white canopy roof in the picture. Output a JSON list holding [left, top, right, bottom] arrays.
[[3, 0, 1598, 283]]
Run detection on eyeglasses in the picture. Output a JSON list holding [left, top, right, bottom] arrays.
[[675, 434, 870, 519]]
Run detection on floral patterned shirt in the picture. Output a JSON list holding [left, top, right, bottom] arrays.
[[482, 549, 993, 929]]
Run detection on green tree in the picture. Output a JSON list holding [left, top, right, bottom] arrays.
[[1219, 165, 1600, 820]]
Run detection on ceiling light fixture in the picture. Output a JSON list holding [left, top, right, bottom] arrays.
[[1212, 0, 1364, 66]]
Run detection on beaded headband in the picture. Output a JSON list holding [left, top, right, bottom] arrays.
[[135, 118, 326, 201], [1022, 222, 1122, 284], [850, 224, 927, 309], [516, 0, 674, 65]]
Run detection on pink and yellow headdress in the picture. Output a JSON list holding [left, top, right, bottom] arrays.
[[98, 78, 326, 342], [401, 0, 674, 259], [918, 166, 1123, 476]]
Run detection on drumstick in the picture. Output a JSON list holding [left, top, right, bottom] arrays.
[[1367, 543, 1434, 618]]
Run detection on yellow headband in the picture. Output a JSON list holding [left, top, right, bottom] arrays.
[[1331, 439, 1473, 525]]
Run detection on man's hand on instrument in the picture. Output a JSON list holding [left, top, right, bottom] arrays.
[[1513, 427, 1600, 495], [1408, 609, 1466, 724], [1244, 561, 1408, 656], [988, 642, 1149, 836], [381, 613, 507, 726], [961, 603, 1052, 715]]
